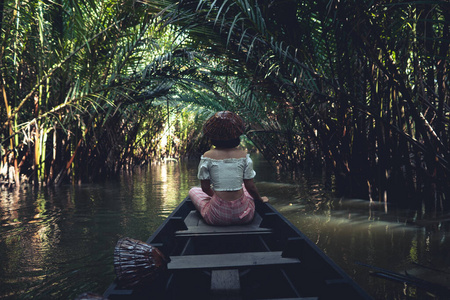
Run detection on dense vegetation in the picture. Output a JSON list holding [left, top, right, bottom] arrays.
[[1, 0, 449, 212]]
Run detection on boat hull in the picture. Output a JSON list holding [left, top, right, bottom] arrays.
[[104, 197, 372, 299]]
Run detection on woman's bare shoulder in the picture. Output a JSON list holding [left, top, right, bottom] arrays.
[[202, 149, 216, 158], [203, 148, 247, 159]]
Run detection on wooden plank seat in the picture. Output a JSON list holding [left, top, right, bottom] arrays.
[[175, 210, 272, 237], [168, 251, 300, 270], [171, 252, 300, 300]]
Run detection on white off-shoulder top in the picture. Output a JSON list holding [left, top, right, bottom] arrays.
[[197, 154, 256, 191]]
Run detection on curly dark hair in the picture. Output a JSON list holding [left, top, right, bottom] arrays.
[[210, 138, 241, 148]]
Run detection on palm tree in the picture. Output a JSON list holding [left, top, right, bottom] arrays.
[[2, 0, 449, 213], [0, 0, 246, 185], [155, 0, 450, 211]]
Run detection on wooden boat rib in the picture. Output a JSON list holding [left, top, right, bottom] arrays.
[[104, 197, 373, 299]]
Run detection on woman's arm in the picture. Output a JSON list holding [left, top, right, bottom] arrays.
[[244, 179, 269, 202], [201, 180, 214, 197]]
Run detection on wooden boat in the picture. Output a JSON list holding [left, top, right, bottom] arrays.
[[103, 197, 373, 299]]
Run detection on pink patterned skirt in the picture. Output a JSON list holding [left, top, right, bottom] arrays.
[[188, 187, 255, 225]]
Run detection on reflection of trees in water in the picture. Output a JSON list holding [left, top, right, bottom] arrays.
[[0, 190, 63, 298], [155, 162, 182, 211], [269, 173, 450, 299], [0, 160, 199, 298]]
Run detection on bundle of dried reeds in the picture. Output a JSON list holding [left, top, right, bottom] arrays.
[[114, 237, 168, 288]]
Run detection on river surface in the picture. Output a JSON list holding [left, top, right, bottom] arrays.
[[1, 156, 450, 299]]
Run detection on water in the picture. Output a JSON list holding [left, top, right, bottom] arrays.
[[1, 157, 449, 299]]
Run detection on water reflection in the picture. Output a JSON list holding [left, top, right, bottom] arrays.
[[0, 161, 200, 300], [0, 158, 449, 299], [269, 182, 450, 300]]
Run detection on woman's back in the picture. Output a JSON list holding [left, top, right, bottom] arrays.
[[189, 110, 268, 225]]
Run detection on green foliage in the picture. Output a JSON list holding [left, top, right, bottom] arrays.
[[157, 0, 450, 210], [0, 0, 213, 185], [1, 0, 449, 212]]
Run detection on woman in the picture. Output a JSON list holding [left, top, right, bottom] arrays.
[[189, 111, 269, 225]]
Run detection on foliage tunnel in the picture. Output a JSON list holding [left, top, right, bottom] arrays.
[[1, 0, 449, 213]]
